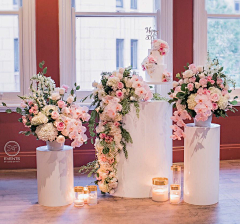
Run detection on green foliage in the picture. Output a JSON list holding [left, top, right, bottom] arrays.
[[133, 102, 140, 118], [6, 109, 12, 113], [43, 67, 47, 75], [2, 102, 6, 106], [76, 85, 80, 90], [79, 160, 98, 178], [153, 93, 169, 101], [16, 107, 22, 114], [121, 98, 131, 116]]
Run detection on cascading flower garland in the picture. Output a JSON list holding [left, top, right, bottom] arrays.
[[168, 58, 238, 140], [80, 67, 153, 194]]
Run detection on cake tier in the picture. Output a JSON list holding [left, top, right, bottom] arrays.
[[145, 64, 167, 83], [113, 101, 172, 198]]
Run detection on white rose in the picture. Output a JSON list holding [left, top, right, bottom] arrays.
[[178, 79, 183, 85], [119, 67, 125, 74], [173, 81, 178, 88], [56, 135, 65, 144], [51, 92, 61, 101], [92, 81, 98, 88], [184, 70, 194, 78], [197, 66, 203, 73], [195, 82, 200, 89], [116, 72, 123, 79], [59, 88, 65, 95], [199, 73, 205, 79], [67, 95, 74, 104], [184, 78, 189, 84]]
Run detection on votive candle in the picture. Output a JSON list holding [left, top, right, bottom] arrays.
[[170, 184, 181, 204], [152, 177, 168, 202]]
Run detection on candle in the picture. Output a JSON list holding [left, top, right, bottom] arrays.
[[83, 187, 89, 204], [152, 177, 169, 202], [171, 165, 181, 186], [170, 184, 181, 204], [88, 185, 98, 206], [74, 186, 84, 207]]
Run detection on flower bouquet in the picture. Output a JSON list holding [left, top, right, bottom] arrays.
[[168, 58, 238, 140], [2, 61, 90, 149], [79, 67, 153, 194]]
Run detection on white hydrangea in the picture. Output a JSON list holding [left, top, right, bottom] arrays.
[[218, 96, 228, 110], [187, 93, 197, 110], [107, 77, 120, 89], [42, 105, 58, 116], [35, 123, 58, 142], [31, 112, 48, 126]]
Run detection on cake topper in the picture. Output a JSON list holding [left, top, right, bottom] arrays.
[[145, 27, 158, 42]]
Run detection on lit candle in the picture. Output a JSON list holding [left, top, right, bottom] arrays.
[[88, 185, 98, 205], [171, 165, 181, 186], [170, 184, 181, 204], [152, 177, 168, 202], [74, 186, 84, 207]]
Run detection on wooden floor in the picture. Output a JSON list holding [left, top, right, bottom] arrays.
[[0, 160, 240, 224]]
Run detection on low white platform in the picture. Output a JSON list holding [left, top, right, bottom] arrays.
[[184, 123, 220, 205], [36, 145, 74, 207], [114, 101, 172, 198]]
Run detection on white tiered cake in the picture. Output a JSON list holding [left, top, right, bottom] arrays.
[[141, 39, 171, 84]]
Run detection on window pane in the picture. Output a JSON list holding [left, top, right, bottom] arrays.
[[116, 39, 124, 68], [131, 39, 138, 69], [75, 0, 160, 13], [0, 0, 20, 11], [206, 0, 240, 14], [208, 18, 240, 87], [75, 17, 155, 90], [0, 15, 20, 92]]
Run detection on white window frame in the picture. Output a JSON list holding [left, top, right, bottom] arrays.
[[59, 0, 173, 104], [194, 0, 240, 102], [0, 0, 36, 112]]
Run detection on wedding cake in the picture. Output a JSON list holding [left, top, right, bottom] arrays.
[[141, 39, 171, 83]]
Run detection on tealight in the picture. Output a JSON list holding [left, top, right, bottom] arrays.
[[170, 184, 181, 204], [88, 185, 98, 205], [171, 165, 181, 186], [74, 186, 84, 207]]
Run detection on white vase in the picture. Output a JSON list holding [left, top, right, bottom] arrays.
[[194, 115, 212, 127], [46, 141, 64, 151]]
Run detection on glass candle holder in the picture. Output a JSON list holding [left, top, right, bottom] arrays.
[[171, 165, 181, 186], [170, 184, 181, 204], [83, 187, 89, 204], [152, 177, 168, 202], [88, 185, 98, 206], [74, 186, 84, 207]]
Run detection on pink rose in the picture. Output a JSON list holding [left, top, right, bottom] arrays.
[[148, 56, 156, 63], [187, 83, 194, 91], [212, 103, 218, 110], [189, 77, 196, 83], [57, 100, 66, 108], [217, 78, 223, 84], [29, 108, 34, 114], [99, 133, 106, 139], [56, 135, 65, 144], [142, 65, 146, 71], [114, 122, 120, 127], [117, 82, 124, 89], [57, 122, 65, 131], [210, 93, 219, 102], [116, 90, 123, 98], [220, 84, 224, 89], [188, 64, 197, 73], [28, 100, 33, 106], [51, 111, 59, 120], [199, 78, 208, 87], [61, 84, 69, 92], [210, 80, 215, 85]]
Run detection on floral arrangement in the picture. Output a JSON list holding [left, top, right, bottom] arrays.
[[168, 58, 238, 140], [151, 39, 169, 56], [2, 61, 90, 147], [162, 71, 171, 82], [80, 67, 153, 194]]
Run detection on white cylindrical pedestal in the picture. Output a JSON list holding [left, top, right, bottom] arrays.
[[184, 123, 220, 205], [36, 145, 74, 207], [114, 101, 172, 198]]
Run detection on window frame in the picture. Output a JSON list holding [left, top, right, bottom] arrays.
[[59, 0, 173, 103], [116, 39, 124, 69], [131, 39, 138, 69], [0, 0, 36, 111], [194, 0, 240, 103], [130, 0, 137, 10]]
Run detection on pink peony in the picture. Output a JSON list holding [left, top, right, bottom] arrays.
[[51, 111, 59, 120], [57, 100, 66, 108], [57, 122, 65, 131], [187, 83, 194, 91]]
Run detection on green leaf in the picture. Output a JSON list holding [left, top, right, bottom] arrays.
[[176, 92, 185, 99], [25, 131, 31, 136], [102, 147, 110, 154], [43, 67, 47, 74], [6, 109, 12, 113], [70, 89, 74, 95], [16, 107, 22, 114], [230, 100, 238, 105], [76, 86, 80, 90], [234, 96, 238, 100], [39, 62, 43, 69], [18, 118, 23, 123], [176, 73, 181, 79], [2, 102, 6, 106], [181, 83, 187, 91]]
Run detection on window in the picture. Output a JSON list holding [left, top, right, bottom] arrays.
[[0, 0, 36, 108], [131, 0, 137, 9], [59, 0, 173, 100], [116, 0, 123, 8], [14, 38, 19, 72], [235, 1, 240, 12], [116, 39, 124, 69], [131, 39, 138, 69]]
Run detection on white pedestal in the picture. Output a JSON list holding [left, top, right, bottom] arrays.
[[36, 145, 74, 207], [184, 123, 220, 205], [114, 101, 172, 198]]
